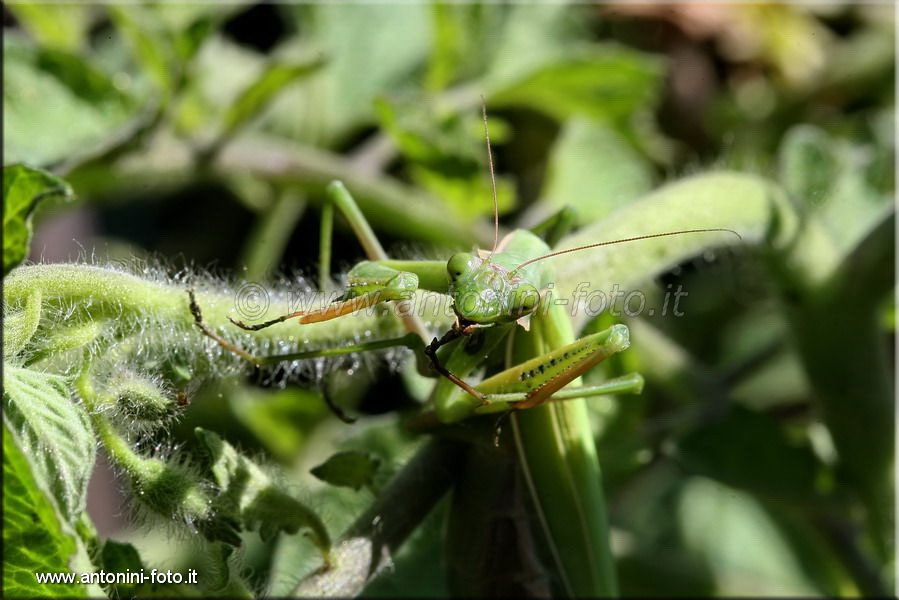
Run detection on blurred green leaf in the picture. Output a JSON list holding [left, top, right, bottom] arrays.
[[195, 428, 331, 552], [3, 164, 73, 274], [539, 118, 653, 224], [220, 57, 326, 142], [778, 124, 893, 257], [3, 37, 136, 167], [486, 4, 584, 87], [412, 165, 515, 220], [425, 4, 489, 92], [227, 386, 328, 464], [176, 35, 266, 136], [108, 6, 176, 96], [763, 507, 855, 596], [490, 46, 664, 125], [729, 350, 811, 411], [375, 97, 515, 219], [675, 406, 823, 503], [3, 365, 95, 521], [778, 125, 839, 205], [3, 423, 87, 598], [145, 3, 234, 61], [678, 478, 819, 595], [311, 450, 380, 493], [6, 3, 92, 52], [268, 4, 431, 142], [374, 97, 482, 166], [98, 541, 148, 598]]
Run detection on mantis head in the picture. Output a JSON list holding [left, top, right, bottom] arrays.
[[446, 252, 540, 325]]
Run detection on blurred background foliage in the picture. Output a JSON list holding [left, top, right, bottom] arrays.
[[4, 2, 894, 597]]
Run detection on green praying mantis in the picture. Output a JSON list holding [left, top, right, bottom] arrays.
[[187, 107, 738, 596]]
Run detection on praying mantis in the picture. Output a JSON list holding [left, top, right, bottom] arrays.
[[188, 107, 738, 596]]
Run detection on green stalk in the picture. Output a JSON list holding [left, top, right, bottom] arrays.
[[241, 187, 307, 281], [511, 302, 619, 597], [4, 263, 418, 350]]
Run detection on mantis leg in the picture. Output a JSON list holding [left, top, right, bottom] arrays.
[[423, 324, 487, 401], [229, 181, 432, 338], [432, 324, 633, 424], [321, 181, 434, 341], [473, 373, 643, 415], [188, 289, 424, 367], [493, 324, 632, 410], [409, 373, 643, 431]]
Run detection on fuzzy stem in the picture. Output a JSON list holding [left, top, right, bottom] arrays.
[[74, 365, 144, 477], [4, 264, 425, 353]]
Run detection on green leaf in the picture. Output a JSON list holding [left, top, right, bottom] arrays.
[[266, 4, 431, 141], [425, 4, 483, 91], [489, 45, 664, 124], [98, 540, 149, 598], [108, 6, 175, 97], [227, 386, 329, 465], [3, 423, 87, 598], [485, 4, 584, 86], [675, 406, 823, 503], [6, 4, 92, 52], [195, 428, 331, 553], [778, 124, 893, 257], [220, 58, 326, 141], [310, 450, 381, 492], [678, 478, 819, 595], [145, 3, 233, 61], [3, 37, 137, 167], [539, 118, 653, 224], [778, 125, 839, 206], [375, 97, 515, 219], [411, 165, 515, 220], [3, 365, 95, 521], [3, 165, 73, 274]]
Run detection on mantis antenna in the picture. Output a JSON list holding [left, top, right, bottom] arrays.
[[511, 228, 743, 273], [481, 97, 500, 257]]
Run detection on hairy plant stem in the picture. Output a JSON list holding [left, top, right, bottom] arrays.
[[75, 365, 145, 478], [4, 263, 416, 352]]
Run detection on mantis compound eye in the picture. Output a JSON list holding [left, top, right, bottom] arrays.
[[447, 253, 476, 282]]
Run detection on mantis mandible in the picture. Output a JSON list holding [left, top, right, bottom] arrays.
[[188, 105, 738, 596]]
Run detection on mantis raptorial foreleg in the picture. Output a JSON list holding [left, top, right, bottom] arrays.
[[187, 289, 425, 368], [228, 181, 429, 335], [189, 181, 487, 404], [189, 178, 659, 425], [429, 323, 637, 423]]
